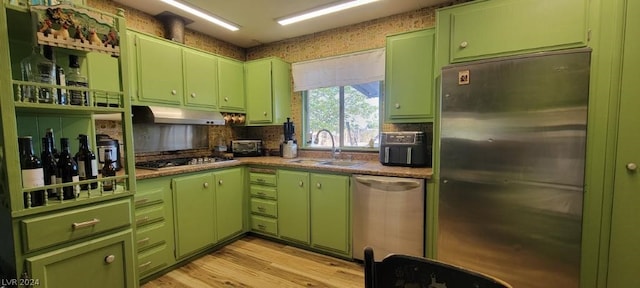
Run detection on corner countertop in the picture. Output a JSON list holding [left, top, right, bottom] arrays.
[[134, 156, 433, 180]]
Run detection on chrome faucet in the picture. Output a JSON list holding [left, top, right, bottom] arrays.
[[314, 129, 340, 159]]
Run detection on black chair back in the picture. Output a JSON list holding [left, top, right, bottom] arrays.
[[364, 247, 512, 288]]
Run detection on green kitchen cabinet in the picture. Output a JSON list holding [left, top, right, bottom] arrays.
[[135, 176, 175, 279], [26, 230, 136, 288], [385, 28, 435, 123], [183, 49, 218, 109], [172, 172, 216, 258], [245, 57, 291, 125], [439, 0, 588, 63], [214, 167, 245, 241], [606, 1, 640, 286], [137, 33, 183, 105], [277, 170, 310, 245], [126, 31, 139, 101], [248, 169, 279, 236], [310, 173, 350, 256], [86, 52, 121, 93], [218, 57, 245, 112]]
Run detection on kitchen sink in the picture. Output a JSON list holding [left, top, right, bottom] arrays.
[[288, 159, 325, 165], [318, 160, 365, 167]]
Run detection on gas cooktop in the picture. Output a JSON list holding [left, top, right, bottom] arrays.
[[135, 157, 235, 170]]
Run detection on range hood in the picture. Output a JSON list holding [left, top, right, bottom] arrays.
[[132, 105, 225, 125]]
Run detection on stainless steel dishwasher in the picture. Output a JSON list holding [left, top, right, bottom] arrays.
[[352, 174, 425, 261]]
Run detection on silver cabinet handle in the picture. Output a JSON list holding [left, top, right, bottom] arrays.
[[139, 261, 152, 269], [218, 180, 223, 185], [627, 163, 638, 171], [137, 237, 151, 246], [224, 97, 229, 102], [263, 111, 268, 116], [299, 181, 304, 187], [104, 255, 116, 264], [257, 206, 266, 212], [72, 218, 100, 230], [395, 103, 400, 109], [191, 92, 196, 98], [135, 198, 148, 206], [256, 178, 265, 183], [203, 182, 209, 188], [171, 89, 177, 95], [257, 224, 266, 230], [136, 216, 150, 225], [460, 41, 468, 48], [316, 183, 321, 189]]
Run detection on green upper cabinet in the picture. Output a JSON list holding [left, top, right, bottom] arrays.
[[136, 33, 183, 105], [86, 52, 121, 93], [214, 167, 245, 241], [385, 28, 435, 123], [218, 57, 246, 112], [183, 49, 218, 109], [172, 172, 216, 258], [277, 170, 310, 245], [606, 1, 640, 286], [245, 57, 291, 126], [440, 0, 588, 63], [310, 173, 350, 256]]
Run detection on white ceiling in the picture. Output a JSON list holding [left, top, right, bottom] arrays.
[[113, 0, 450, 48]]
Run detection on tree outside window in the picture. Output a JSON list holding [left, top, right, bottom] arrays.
[[305, 81, 381, 149]]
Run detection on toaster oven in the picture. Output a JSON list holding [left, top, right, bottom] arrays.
[[231, 140, 262, 157]]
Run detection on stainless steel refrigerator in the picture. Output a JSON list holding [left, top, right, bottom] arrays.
[[438, 48, 590, 288]]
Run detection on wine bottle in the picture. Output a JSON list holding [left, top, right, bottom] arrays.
[[67, 55, 88, 106], [76, 134, 98, 190], [18, 136, 45, 207], [41, 137, 58, 198], [45, 128, 60, 162], [58, 138, 79, 200], [101, 148, 116, 192]]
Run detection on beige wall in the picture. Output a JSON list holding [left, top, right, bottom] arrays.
[[92, 0, 459, 154]]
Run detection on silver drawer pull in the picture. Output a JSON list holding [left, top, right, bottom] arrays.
[[257, 192, 265, 196], [298, 181, 304, 187], [256, 178, 265, 183], [104, 254, 116, 264], [72, 218, 100, 230], [257, 224, 266, 230], [135, 198, 148, 206], [257, 206, 266, 212], [136, 216, 150, 225], [139, 261, 152, 269], [137, 237, 151, 246]]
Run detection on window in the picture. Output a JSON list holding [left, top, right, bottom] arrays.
[[304, 81, 381, 149]]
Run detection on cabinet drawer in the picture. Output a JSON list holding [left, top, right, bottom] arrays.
[[138, 242, 171, 277], [21, 199, 132, 253], [136, 221, 169, 252], [134, 189, 165, 208], [135, 204, 165, 227], [250, 198, 277, 218], [249, 172, 277, 186], [251, 215, 278, 236], [250, 185, 277, 199]]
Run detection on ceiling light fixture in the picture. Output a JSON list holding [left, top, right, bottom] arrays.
[[277, 0, 380, 26], [159, 0, 239, 31]]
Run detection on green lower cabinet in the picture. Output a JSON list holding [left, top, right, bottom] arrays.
[[135, 176, 175, 279], [310, 173, 350, 256], [26, 230, 136, 288], [214, 167, 245, 241], [277, 170, 310, 244], [172, 172, 216, 259]]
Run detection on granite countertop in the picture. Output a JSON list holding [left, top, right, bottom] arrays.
[[135, 156, 433, 180]]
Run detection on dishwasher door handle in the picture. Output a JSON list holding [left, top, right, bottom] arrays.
[[354, 176, 421, 189]]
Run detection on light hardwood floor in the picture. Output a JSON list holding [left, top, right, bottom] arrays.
[[142, 236, 365, 288]]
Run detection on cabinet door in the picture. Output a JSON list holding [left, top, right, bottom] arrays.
[[183, 49, 218, 109], [173, 172, 216, 258], [214, 167, 244, 241], [27, 231, 136, 288], [245, 59, 273, 124], [278, 170, 310, 244], [310, 173, 350, 255], [385, 29, 435, 123], [449, 0, 587, 62], [86, 52, 121, 93], [137, 34, 183, 104], [218, 57, 245, 112], [126, 31, 138, 102], [607, 1, 640, 286]]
